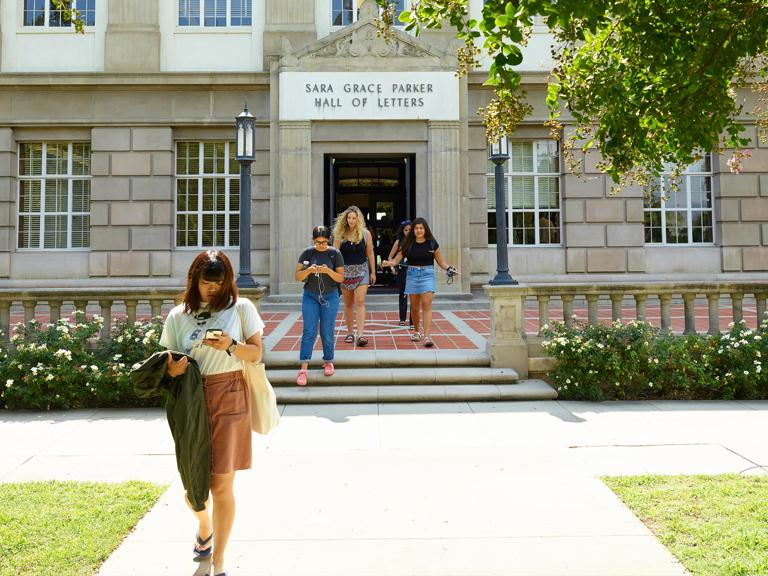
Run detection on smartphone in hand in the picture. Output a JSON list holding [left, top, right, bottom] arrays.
[[205, 328, 223, 340]]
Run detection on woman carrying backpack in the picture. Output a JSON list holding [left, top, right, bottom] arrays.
[[333, 206, 376, 347], [382, 217, 458, 348]]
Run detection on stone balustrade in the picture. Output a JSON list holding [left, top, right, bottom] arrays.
[[0, 287, 267, 341], [485, 282, 768, 378]]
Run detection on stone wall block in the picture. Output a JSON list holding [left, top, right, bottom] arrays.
[[586, 248, 626, 272], [0, 254, 11, 278], [563, 175, 605, 198], [0, 128, 13, 152], [627, 248, 646, 272], [760, 174, 768, 197], [720, 223, 761, 246], [586, 199, 624, 223], [606, 224, 644, 247], [131, 177, 173, 201], [251, 200, 271, 225], [91, 177, 130, 201], [111, 152, 151, 176], [91, 153, 110, 176], [252, 175, 270, 199], [468, 198, 488, 223], [745, 149, 768, 172], [0, 179, 11, 202], [110, 202, 151, 226], [91, 228, 130, 251], [469, 224, 487, 248], [716, 198, 740, 221], [131, 227, 171, 250], [719, 174, 759, 197], [763, 224, 768, 246], [625, 199, 645, 223], [0, 152, 14, 177], [743, 247, 768, 271], [89, 252, 109, 277], [0, 204, 11, 227], [152, 152, 173, 176], [92, 128, 131, 152], [131, 128, 172, 151], [565, 224, 604, 247], [110, 252, 151, 276], [740, 198, 768, 222], [721, 247, 742, 271], [152, 202, 173, 225], [564, 199, 584, 223], [151, 252, 172, 276], [566, 248, 586, 272], [91, 203, 109, 226]]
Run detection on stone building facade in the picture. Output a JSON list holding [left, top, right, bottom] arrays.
[[0, 0, 766, 295]]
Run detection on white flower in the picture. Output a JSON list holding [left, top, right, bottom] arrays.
[[54, 349, 72, 361], [45, 373, 54, 381], [597, 343, 605, 349], [654, 358, 659, 364], [113, 354, 122, 360], [90, 365, 99, 372], [649, 382, 654, 388], [30, 367, 38, 375], [116, 336, 123, 343], [56, 325, 69, 334], [566, 378, 571, 384], [5, 379, 12, 388], [744, 370, 749, 376]]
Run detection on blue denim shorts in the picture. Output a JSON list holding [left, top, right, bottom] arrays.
[[404, 266, 436, 295]]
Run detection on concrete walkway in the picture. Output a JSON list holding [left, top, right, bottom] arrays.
[[2, 400, 767, 576]]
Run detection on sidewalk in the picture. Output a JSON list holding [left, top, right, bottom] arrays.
[[2, 400, 766, 575]]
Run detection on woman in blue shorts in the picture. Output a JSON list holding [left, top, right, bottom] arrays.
[[382, 217, 458, 348]]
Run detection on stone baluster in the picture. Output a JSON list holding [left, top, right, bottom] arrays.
[[99, 300, 113, 340], [150, 299, 163, 320], [124, 300, 138, 324], [756, 292, 767, 326], [586, 294, 599, 325], [48, 300, 62, 324], [610, 294, 623, 323], [682, 293, 696, 334], [707, 292, 720, 335], [561, 294, 574, 327], [537, 295, 549, 335], [730, 292, 743, 325], [0, 300, 11, 341], [73, 300, 88, 321], [23, 300, 36, 325], [633, 293, 647, 323], [659, 294, 672, 333]]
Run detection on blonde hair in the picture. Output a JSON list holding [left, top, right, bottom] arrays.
[[333, 205, 366, 244]]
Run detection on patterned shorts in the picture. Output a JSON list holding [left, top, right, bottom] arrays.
[[342, 263, 370, 291]]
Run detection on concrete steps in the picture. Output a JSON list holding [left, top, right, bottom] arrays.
[[267, 366, 519, 386], [260, 293, 490, 313], [263, 350, 490, 368]]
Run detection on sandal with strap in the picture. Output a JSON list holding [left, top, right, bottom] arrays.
[[423, 336, 435, 348], [410, 332, 421, 342], [323, 362, 335, 377], [356, 336, 368, 347], [193, 531, 213, 561], [344, 333, 355, 344], [296, 369, 308, 386]]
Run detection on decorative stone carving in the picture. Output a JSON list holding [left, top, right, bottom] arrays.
[[313, 25, 430, 59]]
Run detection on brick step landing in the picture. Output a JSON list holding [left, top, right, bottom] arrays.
[[267, 366, 519, 387], [273, 379, 556, 404], [263, 350, 490, 368]]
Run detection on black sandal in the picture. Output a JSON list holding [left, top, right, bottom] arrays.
[[344, 333, 355, 343], [193, 531, 213, 561], [356, 336, 368, 347]]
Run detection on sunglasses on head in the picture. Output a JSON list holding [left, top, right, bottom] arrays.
[[401, 220, 411, 225]]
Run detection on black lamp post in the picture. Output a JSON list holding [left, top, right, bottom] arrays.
[[489, 136, 517, 285], [234, 104, 258, 288]]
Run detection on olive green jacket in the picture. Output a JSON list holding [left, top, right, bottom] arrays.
[[132, 351, 211, 511]]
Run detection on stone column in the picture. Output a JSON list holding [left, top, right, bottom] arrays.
[[0, 128, 14, 278], [90, 127, 173, 277], [263, 0, 316, 59], [484, 284, 529, 377], [428, 121, 464, 293], [276, 121, 312, 293], [105, 0, 160, 72]]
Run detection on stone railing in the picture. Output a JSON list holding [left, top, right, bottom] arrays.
[[485, 282, 768, 378], [0, 287, 267, 341]]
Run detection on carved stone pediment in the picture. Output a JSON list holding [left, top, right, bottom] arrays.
[[281, 0, 451, 71]]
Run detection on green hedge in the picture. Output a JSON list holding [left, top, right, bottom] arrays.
[[543, 318, 767, 401], [0, 314, 165, 410]]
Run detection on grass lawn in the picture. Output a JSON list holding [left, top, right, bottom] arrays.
[[0, 481, 166, 576], [604, 474, 768, 576]]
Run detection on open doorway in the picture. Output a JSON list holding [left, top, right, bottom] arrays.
[[325, 155, 415, 290]]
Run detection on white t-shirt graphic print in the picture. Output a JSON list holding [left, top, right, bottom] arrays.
[[160, 298, 265, 376]]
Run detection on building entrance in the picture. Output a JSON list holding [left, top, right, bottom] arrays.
[[325, 155, 415, 289]]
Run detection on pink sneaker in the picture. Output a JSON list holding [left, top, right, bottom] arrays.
[[296, 369, 308, 386], [323, 362, 335, 377]]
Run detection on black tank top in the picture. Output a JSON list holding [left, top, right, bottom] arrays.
[[340, 235, 367, 265]]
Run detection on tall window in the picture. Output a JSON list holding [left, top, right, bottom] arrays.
[[24, 0, 96, 27], [332, 0, 406, 27], [18, 143, 91, 250], [176, 142, 240, 248], [644, 155, 714, 244], [487, 140, 561, 245], [178, 0, 252, 26]]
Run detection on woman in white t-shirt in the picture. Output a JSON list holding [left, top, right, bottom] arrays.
[[160, 250, 264, 576]]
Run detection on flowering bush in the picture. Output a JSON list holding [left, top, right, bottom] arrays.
[[0, 314, 165, 410], [543, 317, 768, 401]]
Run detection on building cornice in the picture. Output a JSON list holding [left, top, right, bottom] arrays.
[[0, 72, 271, 88]]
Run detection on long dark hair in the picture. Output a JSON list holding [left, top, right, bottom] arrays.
[[394, 220, 411, 243], [182, 250, 237, 313], [400, 217, 435, 257]]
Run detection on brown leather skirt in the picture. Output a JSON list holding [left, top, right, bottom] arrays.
[[203, 370, 252, 474]]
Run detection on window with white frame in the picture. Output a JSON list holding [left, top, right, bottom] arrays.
[[178, 0, 252, 27], [23, 0, 96, 27], [644, 155, 714, 244], [487, 140, 561, 245], [176, 142, 240, 248], [18, 143, 91, 250], [332, 0, 406, 27]]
